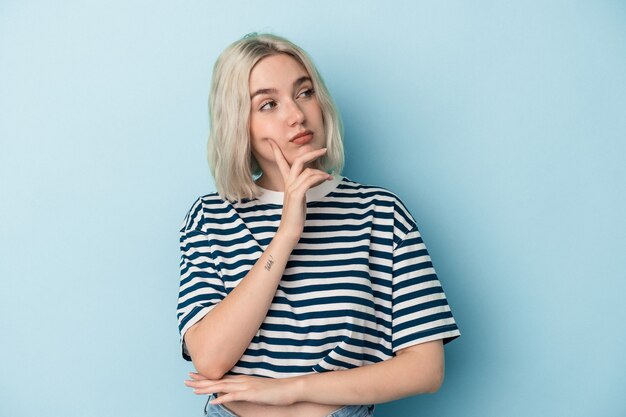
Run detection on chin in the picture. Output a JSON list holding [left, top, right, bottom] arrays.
[[295, 142, 317, 150]]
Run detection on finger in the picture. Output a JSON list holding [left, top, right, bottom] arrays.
[[186, 377, 236, 391], [197, 381, 247, 396], [267, 139, 291, 183], [288, 148, 328, 182], [185, 379, 216, 388], [189, 381, 232, 395], [210, 391, 242, 405], [221, 374, 248, 380], [188, 372, 209, 380], [303, 174, 334, 197], [287, 172, 332, 200], [268, 139, 327, 184], [186, 374, 247, 389]]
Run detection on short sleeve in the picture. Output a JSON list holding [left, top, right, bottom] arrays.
[[176, 199, 227, 361], [391, 224, 461, 353]]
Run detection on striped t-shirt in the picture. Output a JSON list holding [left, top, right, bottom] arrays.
[[177, 175, 460, 378]]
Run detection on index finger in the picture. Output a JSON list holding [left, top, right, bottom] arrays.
[[267, 139, 292, 183]]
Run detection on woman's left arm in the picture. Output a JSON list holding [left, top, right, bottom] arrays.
[[292, 339, 444, 405], [186, 339, 444, 406]]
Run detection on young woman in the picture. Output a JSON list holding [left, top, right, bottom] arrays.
[[178, 32, 461, 417]]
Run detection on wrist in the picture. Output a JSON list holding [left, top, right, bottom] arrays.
[[288, 374, 309, 404]]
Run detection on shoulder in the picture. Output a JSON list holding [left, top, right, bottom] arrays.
[[340, 177, 418, 247], [340, 177, 415, 222], [179, 192, 231, 233], [337, 176, 403, 204]]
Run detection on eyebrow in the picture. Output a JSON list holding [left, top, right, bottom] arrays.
[[250, 76, 312, 100]]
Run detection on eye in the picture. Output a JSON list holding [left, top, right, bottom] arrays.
[[259, 100, 277, 111], [299, 88, 315, 98]]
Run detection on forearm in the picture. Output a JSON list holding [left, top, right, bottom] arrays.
[[291, 349, 443, 406], [185, 231, 297, 379]]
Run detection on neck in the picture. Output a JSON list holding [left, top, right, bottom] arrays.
[[255, 168, 284, 192]]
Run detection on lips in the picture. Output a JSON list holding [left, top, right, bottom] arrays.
[[290, 130, 313, 142]]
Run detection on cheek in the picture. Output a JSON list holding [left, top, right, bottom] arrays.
[[249, 115, 277, 140], [312, 105, 324, 126], [250, 137, 277, 163], [249, 116, 260, 138]]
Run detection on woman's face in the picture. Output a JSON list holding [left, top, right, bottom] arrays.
[[248, 53, 325, 172]]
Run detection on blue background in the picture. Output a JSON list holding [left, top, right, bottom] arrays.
[[1, 1, 625, 416]]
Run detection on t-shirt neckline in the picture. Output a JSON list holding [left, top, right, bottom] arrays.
[[255, 175, 344, 205]]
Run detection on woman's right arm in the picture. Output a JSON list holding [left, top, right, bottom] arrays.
[[184, 144, 332, 380], [184, 229, 298, 380]]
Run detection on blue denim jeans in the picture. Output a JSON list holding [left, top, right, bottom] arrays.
[[203, 393, 376, 417]]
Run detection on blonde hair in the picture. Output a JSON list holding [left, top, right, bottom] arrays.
[[207, 32, 345, 203]]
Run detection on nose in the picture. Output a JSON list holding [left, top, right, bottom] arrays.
[[286, 99, 305, 126]]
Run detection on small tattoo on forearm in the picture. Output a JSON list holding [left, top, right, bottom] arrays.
[[264, 254, 274, 271]]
